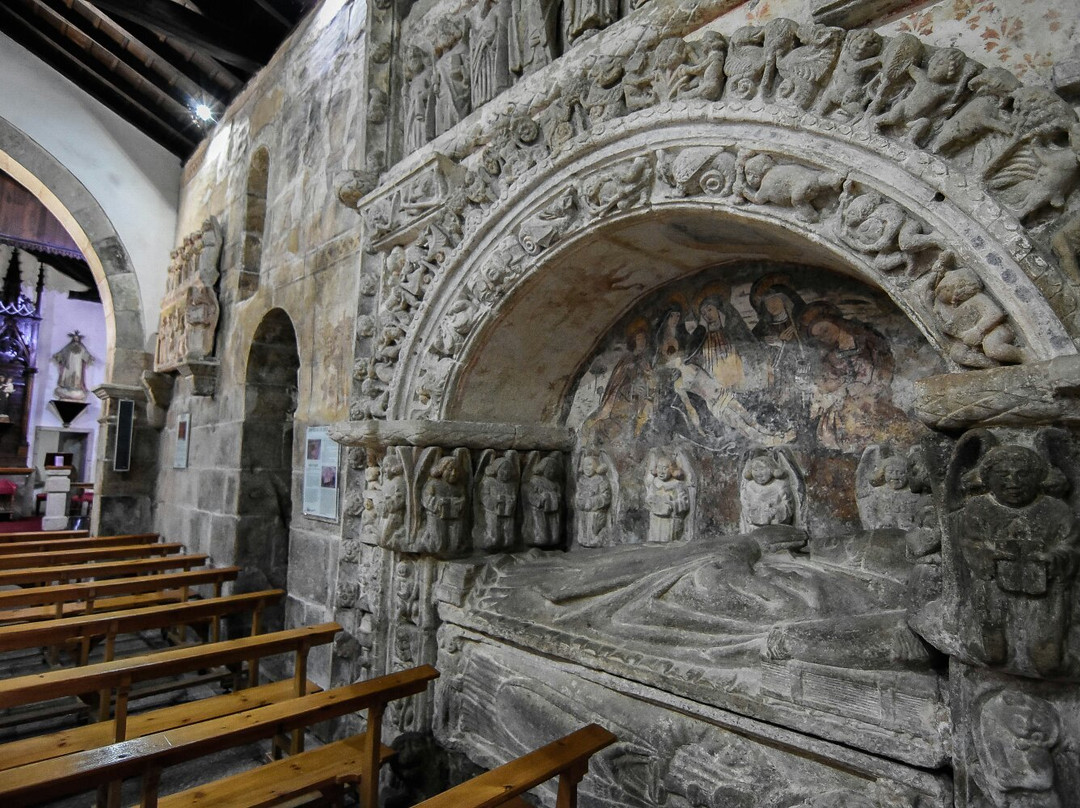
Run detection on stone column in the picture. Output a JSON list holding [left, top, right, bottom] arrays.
[[41, 464, 72, 531], [92, 383, 159, 535], [913, 360, 1080, 808]]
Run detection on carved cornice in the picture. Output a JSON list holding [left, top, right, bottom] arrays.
[[330, 418, 574, 450]]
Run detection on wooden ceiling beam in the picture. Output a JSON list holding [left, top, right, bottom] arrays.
[[0, 4, 197, 156], [121, 19, 246, 95], [21, 0, 218, 121], [65, 0, 226, 106], [86, 0, 273, 72]]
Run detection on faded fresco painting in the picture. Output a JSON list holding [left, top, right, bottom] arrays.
[[566, 261, 946, 539]]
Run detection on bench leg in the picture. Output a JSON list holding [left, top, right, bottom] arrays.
[[556, 759, 588, 808], [140, 767, 161, 808], [359, 703, 384, 808]]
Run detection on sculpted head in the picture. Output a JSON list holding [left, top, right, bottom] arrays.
[[843, 28, 881, 59], [928, 48, 965, 82], [978, 445, 1047, 508], [433, 456, 460, 484], [936, 266, 983, 305], [882, 456, 909, 490], [746, 455, 783, 485]]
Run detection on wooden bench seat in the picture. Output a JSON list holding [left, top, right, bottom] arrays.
[[0, 664, 440, 808], [0, 533, 159, 555], [0, 542, 183, 571], [156, 732, 396, 808], [0, 677, 323, 772], [0, 566, 240, 617], [0, 554, 208, 587], [413, 724, 618, 808], [0, 529, 89, 543], [0, 588, 284, 663]]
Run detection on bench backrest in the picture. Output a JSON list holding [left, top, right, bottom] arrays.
[[0, 543, 182, 570], [0, 554, 208, 586], [0, 533, 159, 555], [0, 588, 283, 654], [0, 567, 239, 611], [0, 621, 339, 709], [0, 529, 89, 543], [0, 665, 441, 807], [413, 724, 618, 808]]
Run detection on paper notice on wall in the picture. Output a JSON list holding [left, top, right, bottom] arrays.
[[302, 426, 339, 520]]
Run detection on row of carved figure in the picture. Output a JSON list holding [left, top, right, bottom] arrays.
[[354, 447, 567, 556], [353, 440, 941, 555], [396, 15, 1080, 228], [401, 0, 652, 150]]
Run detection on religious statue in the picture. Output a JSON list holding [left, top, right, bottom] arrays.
[[739, 449, 803, 533], [403, 45, 434, 153], [419, 455, 468, 556], [475, 454, 518, 552], [856, 444, 931, 531], [52, 330, 95, 402], [380, 451, 408, 550], [508, 0, 554, 77], [523, 453, 563, 548], [574, 453, 613, 548], [952, 438, 1079, 678], [432, 18, 471, 138], [468, 0, 511, 109], [644, 450, 691, 543], [561, 0, 618, 45]]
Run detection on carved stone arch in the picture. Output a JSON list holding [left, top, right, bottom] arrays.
[[389, 113, 1078, 421]]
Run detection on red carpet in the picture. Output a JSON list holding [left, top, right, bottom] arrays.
[[0, 517, 43, 533]]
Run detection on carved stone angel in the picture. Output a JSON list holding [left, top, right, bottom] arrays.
[[644, 449, 693, 543], [856, 444, 930, 531], [943, 431, 1080, 679], [739, 448, 805, 534]]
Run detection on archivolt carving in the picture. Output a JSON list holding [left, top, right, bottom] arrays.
[[343, 18, 1080, 422]]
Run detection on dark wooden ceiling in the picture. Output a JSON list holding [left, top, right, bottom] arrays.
[[1, 0, 317, 158]]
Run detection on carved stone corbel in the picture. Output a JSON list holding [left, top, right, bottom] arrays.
[[140, 370, 175, 429], [177, 358, 219, 398]]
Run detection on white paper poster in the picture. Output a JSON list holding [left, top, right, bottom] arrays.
[[303, 426, 339, 520]]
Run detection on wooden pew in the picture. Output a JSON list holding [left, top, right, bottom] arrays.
[[0, 664, 440, 808], [0, 533, 159, 555], [0, 554, 209, 587], [0, 542, 183, 571], [0, 623, 342, 772], [0, 528, 89, 543], [413, 724, 618, 808], [0, 567, 240, 624], [0, 589, 284, 665]]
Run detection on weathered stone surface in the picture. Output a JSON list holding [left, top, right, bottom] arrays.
[[435, 626, 951, 807], [329, 419, 574, 451], [915, 356, 1080, 429]]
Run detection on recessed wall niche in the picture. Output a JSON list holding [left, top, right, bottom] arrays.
[[565, 261, 946, 541], [239, 147, 270, 300]]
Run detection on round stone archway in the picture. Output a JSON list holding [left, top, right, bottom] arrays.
[[384, 116, 1078, 423], [0, 116, 153, 532]]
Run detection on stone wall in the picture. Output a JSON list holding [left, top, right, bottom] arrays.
[[168, 0, 1080, 804]]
